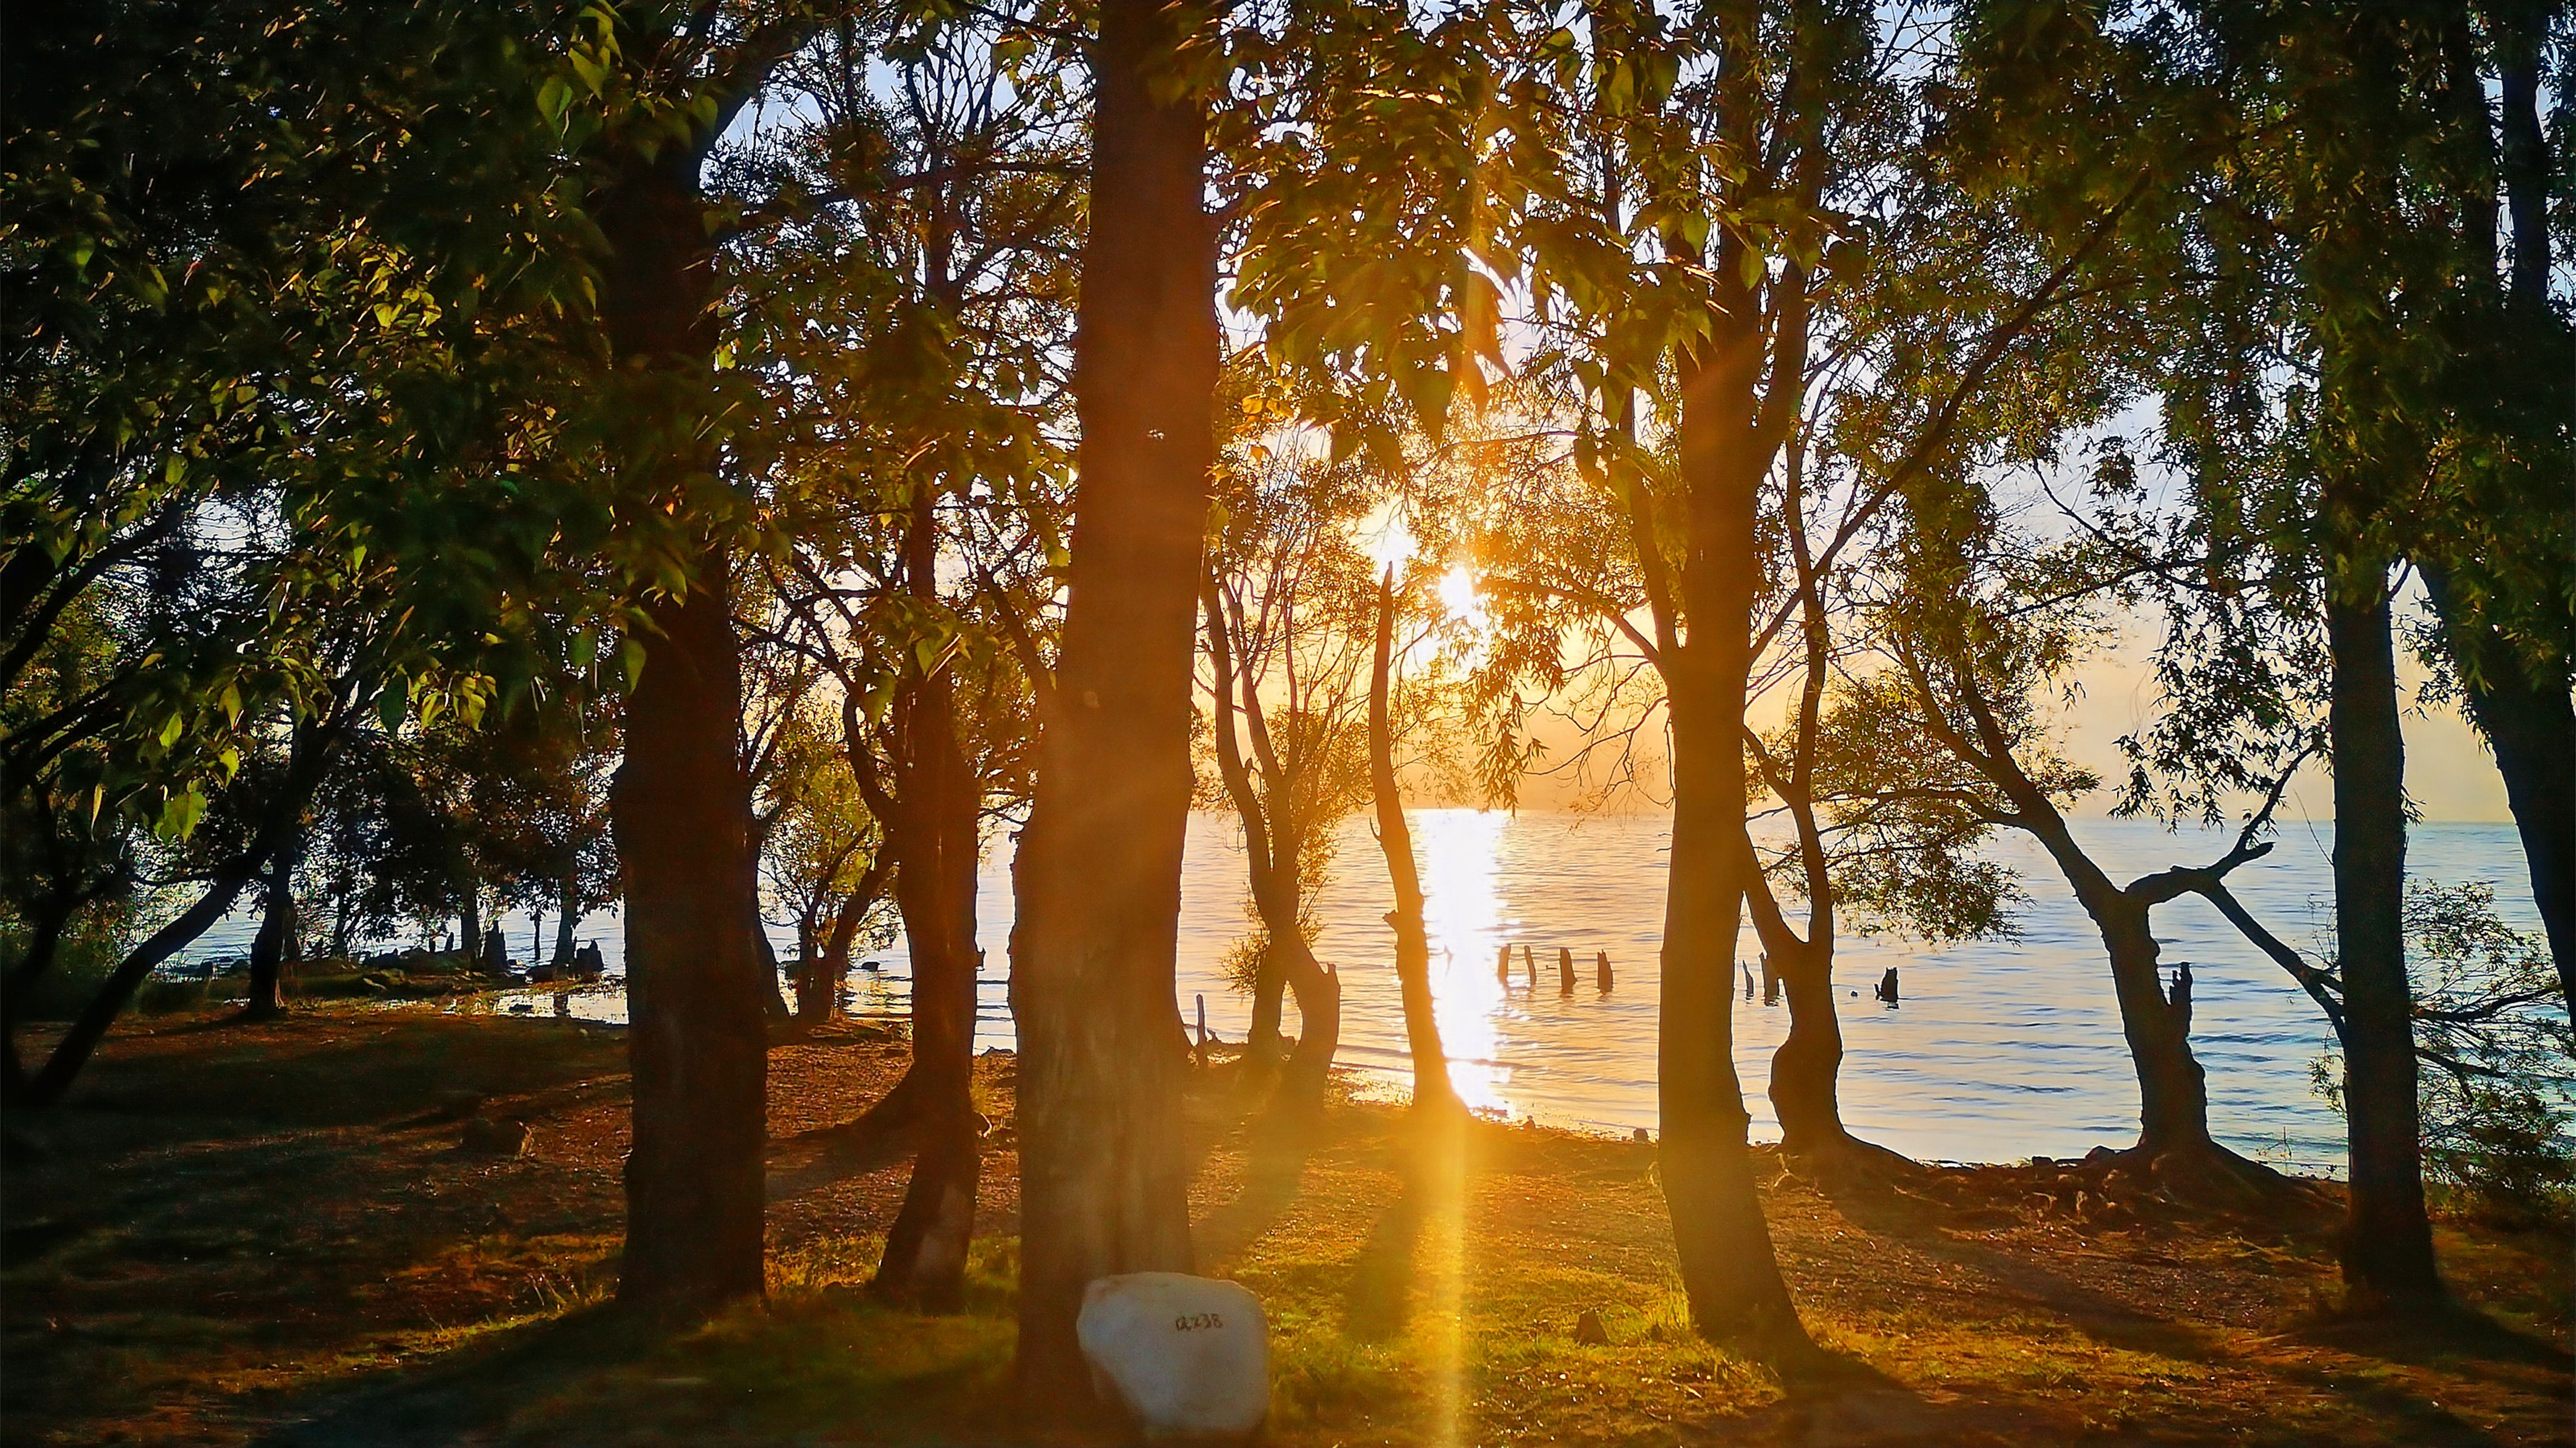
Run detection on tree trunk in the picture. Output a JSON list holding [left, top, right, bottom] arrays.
[[2328, 583, 2445, 1308], [1763, 937, 1844, 1155], [458, 889, 481, 969], [1201, 582, 1330, 1106], [1245, 948, 1289, 1072], [2093, 895, 2210, 1155], [874, 501, 987, 1311], [241, 836, 302, 1021], [600, 141, 770, 1319], [804, 866, 880, 1022], [1371, 567, 1454, 1111], [1270, 923, 1341, 1116], [871, 718, 984, 1306], [1655, 293, 1809, 1354], [554, 880, 580, 968], [2026, 821, 2213, 1156], [2420, 562, 2574, 1013], [1660, 681, 1805, 1352], [1009, 0, 1214, 1398]]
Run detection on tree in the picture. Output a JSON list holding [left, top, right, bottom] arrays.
[[1200, 444, 1380, 1115], [741, 11, 1072, 1308], [1006, 0, 1218, 1395], [1368, 560, 1458, 1115], [567, 0, 844, 1317], [5, 0, 602, 1102]]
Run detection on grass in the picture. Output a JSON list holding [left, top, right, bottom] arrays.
[[3, 1005, 2568, 1446]]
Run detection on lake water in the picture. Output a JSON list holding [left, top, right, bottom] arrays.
[[178, 813, 2546, 1172]]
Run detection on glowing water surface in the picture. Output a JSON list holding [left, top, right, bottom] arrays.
[[183, 813, 2543, 1171]]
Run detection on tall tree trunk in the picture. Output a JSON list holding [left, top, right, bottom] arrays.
[[458, 889, 481, 968], [874, 493, 987, 1310], [1654, 279, 1809, 1352], [1371, 567, 1454, 1112], [242, 833, 302, 1021], [2328, 582, 2445, 1308], [2420, 563, 2574, 1014], [746, 805, 794, 1026], [872, 695, 984, 1307], [1201, 584, 1336, 1109], [600, 142, 770, 1318], [1010, 0, 1214, 1397], [1661, 679, 1804, 1352]]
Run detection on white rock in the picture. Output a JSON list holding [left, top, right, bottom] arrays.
[[1076, 1272, 1269, 1442]]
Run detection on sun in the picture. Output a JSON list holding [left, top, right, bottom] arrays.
[[1438, 563, 1486, 631]]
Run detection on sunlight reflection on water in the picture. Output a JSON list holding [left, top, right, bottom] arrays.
[[185, 813, 2544, 1172]]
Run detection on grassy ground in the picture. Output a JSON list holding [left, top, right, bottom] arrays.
[[3, 1005, 2567, 1446]]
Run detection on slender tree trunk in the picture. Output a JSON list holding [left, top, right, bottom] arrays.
[[1201, 584, 1334, 1106], [600, 142, 770, 1318], [1010, 0, 1213, 1396], [242, 836, 302, 1021], [874, 493, 987, 1310], [1371, 567, 1454, 1111], [2420, 563, 2574, 1012], [873, 705, 984, 1306], [2328, 582, 2445, 1308], [458, 889, 481, 968], [1661, 679, 1804, 1352], [1655, 295, 1809, 1353]]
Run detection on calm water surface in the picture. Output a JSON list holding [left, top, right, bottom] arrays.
[[181, 813, 2542, 1172]]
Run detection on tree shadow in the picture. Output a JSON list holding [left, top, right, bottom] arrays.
[[254, 1305, 664, 1447], [1193, 1109, 1322, 1265], [1811, 1172, 2564, 1442], [1341, 1186, 1428, 1343], [2288, 1303, 2573, 1373]]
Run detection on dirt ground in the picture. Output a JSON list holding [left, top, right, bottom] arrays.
[[2, 1005, 2568, 1446]]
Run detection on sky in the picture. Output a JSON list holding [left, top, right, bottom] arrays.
[[1494, 606, 2517, 824]]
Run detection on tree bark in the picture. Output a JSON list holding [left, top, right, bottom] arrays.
[[2328, 582, 2445, 1308], [553, 878, 580, 968], [2024, 819, 2213, 1156], [600, 141, 770, 1319], [1371, 567, 1455, 1112], [1761, 934, 1846, 1155], [241, 831, 303, 1021], [2418, 562, 2574, 1016], [1655, 320, 1808, 1355], [1661, 675, 1804, 1353], [871, 497, 988, 1311], [1009, 0, 1214, 1399]]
